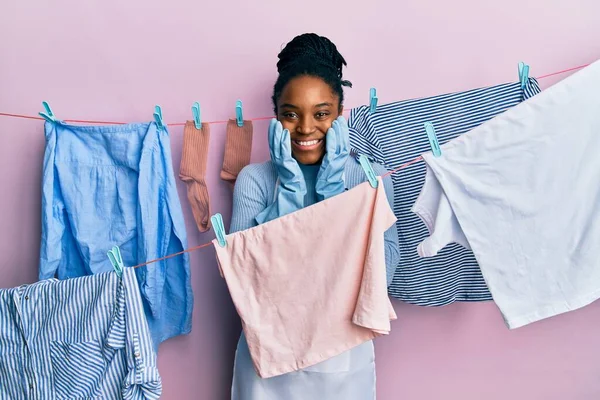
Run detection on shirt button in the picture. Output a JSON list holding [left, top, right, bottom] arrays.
[[24, 296, 29, 300], [29, 383, 34, 390], [134, 352, 141, 358]]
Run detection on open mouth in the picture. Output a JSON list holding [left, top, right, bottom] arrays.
[[292, 139, 323, 151]]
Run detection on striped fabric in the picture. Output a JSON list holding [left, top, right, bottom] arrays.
[[0, 268, 161, 400], [349, 79, 541, 306]]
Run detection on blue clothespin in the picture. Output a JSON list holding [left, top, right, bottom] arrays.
[[38, 101, 56, 123], [518, 61, 530, 89], [369, 88, 378, 114], [424, 122, 442, 157], [235, 100, 244, 127], [210, 213, 227, 247], [358, 154, 378, 188], [192, 102, 202, 129], [107, 246, 124, 277], [153, 105, 165, 130]]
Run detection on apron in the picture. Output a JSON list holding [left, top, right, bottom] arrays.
[[231, 178, 376, 400]]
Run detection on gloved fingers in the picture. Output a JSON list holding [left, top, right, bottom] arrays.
[[281, 128, 293, 160], [325, 125, 337, 159], [273, 124, 284, 161], [335, 116, 350, 156], [336, 115, 349, 133], [332, 119, 343, 156], [268, 118, 279, 161]]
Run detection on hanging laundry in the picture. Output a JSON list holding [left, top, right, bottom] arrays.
[[39, 120, 193, 346], [0, 268, 161, 399], [180, 120, 212, 232], [349, 78, 541, 305], [229, 154, 398, 399], [413, 59, 600, 329], [220, 119, 254, 187], [213, 176, 397, 379]]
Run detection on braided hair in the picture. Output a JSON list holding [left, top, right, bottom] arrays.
[[272, 33, 352, 114]]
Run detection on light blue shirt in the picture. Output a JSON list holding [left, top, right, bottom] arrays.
[[39, 121, 193, 347], [0, 268, 161, 399]]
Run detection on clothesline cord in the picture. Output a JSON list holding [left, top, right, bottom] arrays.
[[131, 242, 213, 269], [0, 63, 589, 127], [131, 154, 424, 269], [130, 61, 589, 268], [4, 61, 590, 270]]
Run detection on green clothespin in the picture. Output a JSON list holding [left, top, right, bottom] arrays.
[[210, 213, 227, 247], [107, 246, 124, 277], [518, 61, 530, 89], [153, 105, 165, 131], [369, 88, 378, 114], [235, 100, 244, 127], [358, 154, 378, 188], [192, 102, 202, 129], [39, 101, 56, 123], [424, 122, 442, 157]]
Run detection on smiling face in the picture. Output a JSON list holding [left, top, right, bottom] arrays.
[[276, 75, 342, 165]]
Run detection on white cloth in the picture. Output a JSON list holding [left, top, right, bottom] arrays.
[[412, 59, 600, 329], [232, 334, 375, 400]]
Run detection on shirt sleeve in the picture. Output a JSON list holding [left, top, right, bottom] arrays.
[[229, 165, 270, 234], [348, 106, 386, 166], [121, 268, 162, 400], [371, 163, 401, 287]]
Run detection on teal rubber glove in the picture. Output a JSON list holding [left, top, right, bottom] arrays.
[[315, 116, 350, 201], [255, 119, 306, 224]]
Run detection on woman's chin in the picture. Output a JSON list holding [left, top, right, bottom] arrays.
[[293, 151, 324, 166]]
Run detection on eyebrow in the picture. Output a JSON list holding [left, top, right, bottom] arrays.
[[279, 102, 333, 109]]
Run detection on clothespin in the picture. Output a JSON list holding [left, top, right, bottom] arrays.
[[153, 105, 165, 130], [192, 102, 202, 129], [518, 61, 530, 89], [369, 88, 378, 114], [107, 246, 124, 277], [235, 100, 244, 127], [424, 122, 442, 157], [38, 101, 56, 123], [358, 154, 378, 188], [210, 213, 227, 247]]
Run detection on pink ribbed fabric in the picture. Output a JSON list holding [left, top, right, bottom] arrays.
[[179, 121, 211, 232], [220, 119, 253, 188]]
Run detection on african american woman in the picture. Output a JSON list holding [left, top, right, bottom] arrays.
[[228, 33, 400, 400]]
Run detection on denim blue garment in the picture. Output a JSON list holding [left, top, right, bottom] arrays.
[[39, 120, 192, 346]]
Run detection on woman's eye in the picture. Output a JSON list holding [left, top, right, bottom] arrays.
[[282, 112, 298, 119], [316, 112, 329, 119]]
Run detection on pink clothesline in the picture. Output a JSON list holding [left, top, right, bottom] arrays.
[[0, 62, 589, 127], [1, 61, 591, 269]]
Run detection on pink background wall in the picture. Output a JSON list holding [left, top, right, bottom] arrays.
[[1, 1, 599, 399]]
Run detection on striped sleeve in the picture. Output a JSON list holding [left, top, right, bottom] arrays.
[[349, 105, 386, 166], [121, 268, 162, 400]]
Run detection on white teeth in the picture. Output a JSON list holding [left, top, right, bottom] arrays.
[[296, 140, 319, 146]]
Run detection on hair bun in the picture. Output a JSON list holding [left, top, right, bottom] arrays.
[[277, 33, 348, 81]]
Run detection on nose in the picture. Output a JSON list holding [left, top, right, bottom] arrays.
[[296, 115, 317, 136]]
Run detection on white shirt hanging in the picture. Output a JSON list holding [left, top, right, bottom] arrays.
[[412, 59, 600, 329]]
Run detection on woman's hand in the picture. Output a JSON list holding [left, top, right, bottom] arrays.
[[268, 119, 306, 194], [255, 119, 307, 224], [316, 116, 350, 200]]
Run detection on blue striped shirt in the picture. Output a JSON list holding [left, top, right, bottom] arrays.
[[349, 79, 541, 306], [0, 268, 161, 399]]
